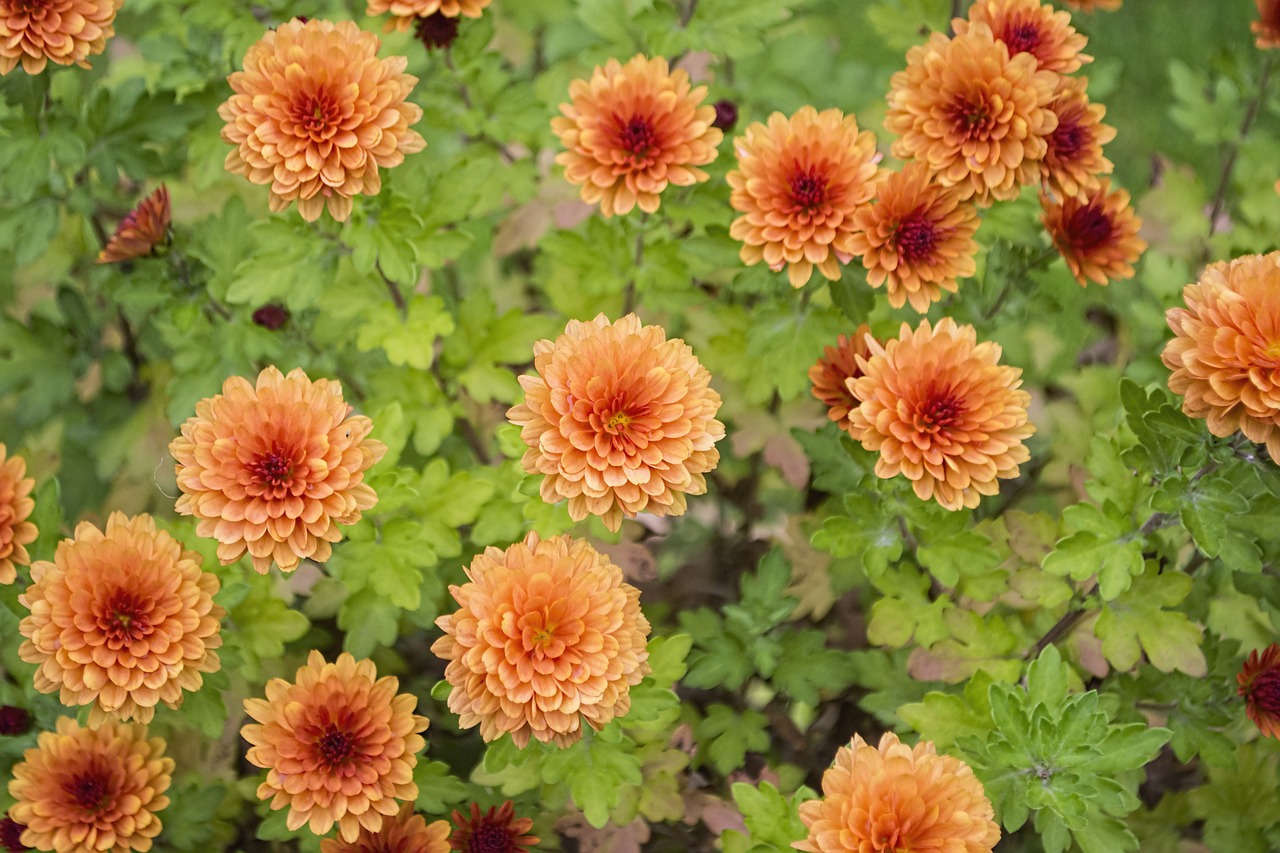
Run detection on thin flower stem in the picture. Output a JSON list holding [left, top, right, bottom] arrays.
[[1025, 605, 1087, 660], [622, 217, 647, 315], [948, 0, 964, 34], [679, 0, 699, 28], [1207, 53, 1276, 237], [375, 261, 408, 315]]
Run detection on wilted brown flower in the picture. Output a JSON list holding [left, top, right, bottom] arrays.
[[242, 651, 429, 842], [96, 186, 171, 264], [170, 366, 386, 574], [320, 804, 450, 853], [1063, 0, 1121, 11], [7, 718, 173, 853], [1041, 179, 1146, 286], [956, 0, 1091, 73], [415, 12, 459, 50], [251, 304, 290, 330], [552, 54, 722, 218], [1040, 76, 1116, 199], [796, 732, 1000, 853], [0, 707, 30, 736], [847, 162, 981, 312], [218, 18, 425, 222], [1239, 643, 1280, 739], [727, 106, 883, 288], [367, 0, 489, 30], [0, 816, 26, 852], [432, 532, 652, 748], [0, 0, 117, 75], [448, 802, 538, 853], [809, 328, 875, 434], [1255, 0, 1280, 48], [0, 443, 36, 585]]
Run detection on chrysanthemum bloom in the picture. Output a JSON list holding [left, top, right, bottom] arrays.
[[552, 54, 722, 218], [218, 18, 425, 222], [96, 186, 171, 264], [1238, 643, 1280, 738], [795, 732, 1000, 853], [809, 327, 875, 434], [1162, 253, 1280, 460], [7, 717, 173, 853], [847, 163, 981, 312], [432, 532, 652, 748], [0, 706, 30, 736], [0, 816, 27, 852], [0, 0, 117, 75], [367, 0, 489, 31], [170, 366, 387, 574], [242, 651, 429, 841], [1063, 0, 1120, 11], [1040, 75, 1115, 199], [954, 0, 1090, 73], [1041, 179, 1146, 286], [320, 804, 450, 853], [727, 106, 882, 288], [0, 443, 36, 585], [17, 512, 224, 724], [507, 314, 724, 531], [848, 318, 1034, 510], [448, 802, 538, 853], [1255, 0, 1280, 48], [885, 23, 1058, 206]]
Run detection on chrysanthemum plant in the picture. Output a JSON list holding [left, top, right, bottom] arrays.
[[1, 0, 1280, 852]]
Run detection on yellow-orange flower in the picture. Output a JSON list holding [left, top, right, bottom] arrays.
[[431, 532, 652, 748], [885, 23, 1058, 206], [449, 802, 538, 853], [727, 106, 882, 288], [507, 314, 723, 532], [848, 318, 1034, 510], [96, 186, 171, 264], [795, 732, 1000, 853], [1041, 179, 1146, 286], [1238, 643, 1280, 739], [1162, 252, 1280, 461], [367, 0, 489, 31], [0, 0, 117, 75], [170, 366, 386, 574], [320, 804, 450, 853], [1255, 0, 1280, 48], [18, 513, 223, 725], [810, 327, 875, 434], [955, 0, 1090, 73], [0, 443, 36, 585], [847, 163, 981, 312], [552, 54, 722, 218], [1063, 0, 1121, 11], [242, 651, 429, 842], [1040, 76, 1115, 199], [218, 18, 425, 222], [7, 717, 173, 853]]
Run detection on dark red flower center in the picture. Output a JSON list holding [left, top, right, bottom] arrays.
[[617, 115, 657, 157], [895, 215, 939, 263], [317, 727, 356, 765], [249, 450, 294, 487], [65, 773, 110, 813], [1050, 119, 1086, 161], [1066, 202, 1115, 251], [467, 822, 515, 853], [914, 389, 965, 434], [10, 0, 45, 17], [294, 92, 341, 140], [1249, 668, 1280, 717], [1001, 21, 1043, 55], [789, 168, 828, 210], [0, 816, 27, 853], [953, 95, 995, 138], [100, 590, 154, 643]]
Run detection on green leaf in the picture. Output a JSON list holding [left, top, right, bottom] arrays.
[[1094, 570, 1206, 676], [730, 781, 810, 851], [696, 705, 770, 775]]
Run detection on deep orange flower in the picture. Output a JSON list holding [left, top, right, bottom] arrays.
[[1162, 252, 1280, 461], [847, 162, 980, 312], [432, 532, 652, 748], [727, 106, 882, 288], [218, 18, 425, 222], [170, 366, 387, 574], [552, 54, 722, 218], [367, 0, 489, 31], [796, 732, 1000, 853], [885, 23, 1058, 205], [7, 718, 173, 853], [448, 802, 538, 853], [320, 804, 450, 853], [1041, 179, 1146, 286], [1040, 76, 1115, 200], [1063, 0, 1121, 11], [96, 186, 171, 264], [18, 513, 223, 724], [0, 443, 36, 585], [1256, 0, 1280, 48], [1238, 643, 1280, 739], [0, 0, 117, 75], [955, 0, 1090, 73], [242, 651, 429, 842], [810, 327, 875, 434], [507, 314, 723, 531], [848, 318, 1034, 510]]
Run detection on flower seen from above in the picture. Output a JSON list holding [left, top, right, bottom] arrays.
[[1041, 179, 1146, 286], [96, 186, 171, 264], [367, 0, 490, 31], [955, 0, 1091, 73], [0, 0, 118, 75], [1040, 75, 1116, 200], [448, 802, 539, 853], [1238, 643, 1280, 739], [170, 365, 387, 574], [319, 803, 450, 853], [1062, 0, 1121, 9], [0, 443, 36, 585], [432, 532, 652, 748], [1255, 0, 1280, 49], [552, 54, 722, 217], [810, 326, 875, 434]]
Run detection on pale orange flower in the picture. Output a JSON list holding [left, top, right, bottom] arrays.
[[1040, 76, 1115, 199], [170, 366, 387, 574], [1163, 252, 1280, 461], [320, 804, 450, 853], [1041, 179, 1145, 286], [432, 532, 652, 748], [795, 732, 999, 853], [885, 23, 1058, 205], [7, 717, 173, 853], [97, 186, 171, 264], [18, 513, 223, 725], [727, 106, 882, 288], [1063, 0, 1121, 11], [0, 443, 36, 585], [848, 318, 1034, 510], [1256, 0, 1280, 48], [0, 0, 117, 75], [242, 651, 429, 842], [218, 18, 425, 222], [847, 162, 981, 312], [367, 0, 489, 31], [448, 802, 538, 853], [507, 314, 723, 531], [1238, 643, 1280, 739], [810, 327, 875, 434], [552, 54, 722, 218], [955, 0, 1090, 73]]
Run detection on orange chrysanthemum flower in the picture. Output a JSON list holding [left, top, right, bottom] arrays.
[[320, 804, 450, 853], [810, 327, 875, 434], [449, 802, 538, 853], [1040, 76, 1115, 199], [848, 318, 1034, 510], [18, 513, 223, 724], [551, 54, 722, 218], [367, 0, 489, 31], [955, 0, 1090, 73], [507, 314, 724, 532], [7, 718, 173, 853], [242, 651, 429, 842], [170, 366, 387, 574], [1041, 179, 1146, 286], [795, 732, 1000, 853], [1162, 252, 1280, 461], [96, 186, 171, 264], [885, 23, 1058, 206], [1238, 643, 1280, 739], [847, 163, 981, 312], [0, 0, 117, 75], [218, 18, 425, 222], [727, 106, 883, 288], [432, 532, 652, 748], [0, 443, 36, 585], [1062, 0, 1120, 11], [1255, 0, 1280, 48]]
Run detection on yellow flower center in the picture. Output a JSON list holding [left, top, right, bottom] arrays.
[[1265, 340, 1280, 360], [606, 411, 632, 431]]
